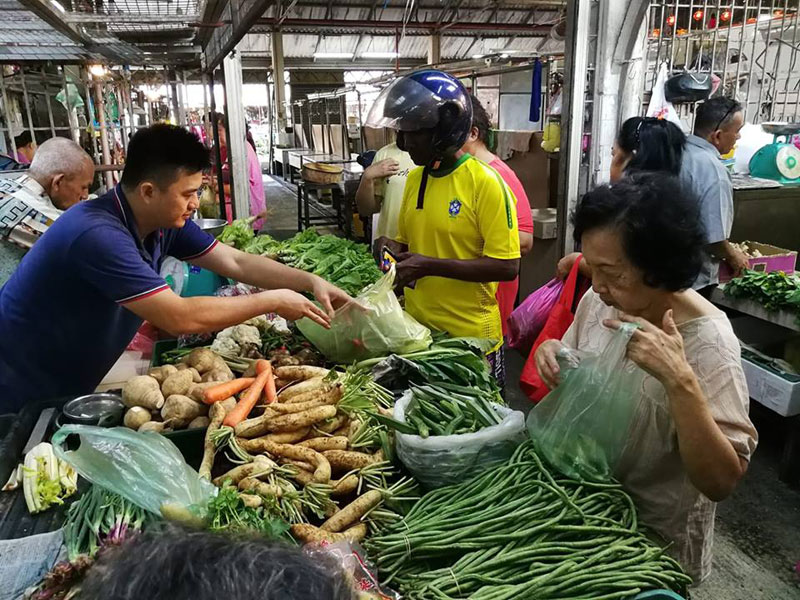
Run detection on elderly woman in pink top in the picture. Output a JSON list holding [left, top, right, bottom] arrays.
[[13, 131, 36, 165], [462, 95, 533, 335]]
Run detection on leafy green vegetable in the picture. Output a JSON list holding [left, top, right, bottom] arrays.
[[206, 482, 291, 540], [243, 233, 282, 256], [724, 269, 800, 322], [217, 218, 255, 249]]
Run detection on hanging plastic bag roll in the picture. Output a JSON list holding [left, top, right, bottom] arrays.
[[297, 266, 432, 363], [52, 425, 216, 522], [526, 323, 644, 482]]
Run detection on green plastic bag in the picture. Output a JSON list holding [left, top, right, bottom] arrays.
[[52, 425, 215, 522], [297, 266, 432, 363], [526, 323, 644, 482]]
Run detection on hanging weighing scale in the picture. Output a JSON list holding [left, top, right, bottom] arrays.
[[749, 122, 800, 184]]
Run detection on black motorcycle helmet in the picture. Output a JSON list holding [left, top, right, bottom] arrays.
[[366, 70, 472, 161]]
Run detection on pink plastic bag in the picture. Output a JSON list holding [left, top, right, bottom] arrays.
[[508, 278, 564, 352]]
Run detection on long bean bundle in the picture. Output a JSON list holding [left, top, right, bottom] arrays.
[[366, 441, 691, 599]]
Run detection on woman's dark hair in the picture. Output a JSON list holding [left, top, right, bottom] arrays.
[[121, 123, 210, 189], [573, 172, 706, 291], [616, 117, 686, 176], [80, 527, 354, 600], [469, 94, 492, 146], [14, 130, 34, 148]]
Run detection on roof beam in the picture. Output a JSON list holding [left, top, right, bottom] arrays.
[[351, 0, 381, 62], [204, 0, 275, 71], [254, 17, 551, 35], [463, 3, 500, 58], [313, 0, 335, 55], [14, 0, 91, 46], [64, 14, 203, 24]]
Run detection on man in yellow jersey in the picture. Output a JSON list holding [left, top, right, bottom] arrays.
[[366, 70, 520, 386]]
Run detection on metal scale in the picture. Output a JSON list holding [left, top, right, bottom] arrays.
[[749, 122, 800, 184]]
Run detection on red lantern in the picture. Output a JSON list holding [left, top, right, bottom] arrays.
[[667, 14, 676, 26], [693, 9, 704, 21], [720, 9, 731, 22]]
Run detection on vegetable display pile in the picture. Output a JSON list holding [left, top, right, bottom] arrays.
[[366, 441, 691, 599], [217, 223, 381, 296], [725, 269, 800, 318], [63, 484, 155, 560], [374, 383, 503, 437], [3, 442, 77, 515]]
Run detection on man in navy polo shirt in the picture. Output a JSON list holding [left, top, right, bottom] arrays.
[[0, 124, 349, 413]]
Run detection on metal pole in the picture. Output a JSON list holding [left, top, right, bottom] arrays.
[[324, 98, 332, 154], [41, 67, 56, 138], [61, 66, 80, 144], [667, 0, 680, 73], [19, 68, 36, 149], [209, 70, 227, 220], [0, 72, 17, 159], [116, 83, 129, 151], [791, 11, 800, 120], [299, 101, 307, 149], [768, 0, 790, 120], [80, 68, 102, 167], [339, 95, 348, 160], [126, 81, 136, 136], [223, 49, 250, 220], [265, 72, 274, 173], [202, 72, 212, 145], [754, 3, 776, 123], [94, 80, 114, 189], [720, 0, 737, 93], [356, 89, 365, 150], [744, 0, 765, 122]]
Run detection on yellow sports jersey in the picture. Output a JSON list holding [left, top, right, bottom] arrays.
[[395, 153, 520, 349]]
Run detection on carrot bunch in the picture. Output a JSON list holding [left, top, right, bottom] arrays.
[[200, 360, 278, 427]]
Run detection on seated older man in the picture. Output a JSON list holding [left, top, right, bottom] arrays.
[[0, 137, 94, 284]]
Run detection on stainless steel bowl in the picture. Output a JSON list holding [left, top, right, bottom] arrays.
[[761, 122, 800, 136], [193, 218, 227, 237], [62, 393, 125, 426]]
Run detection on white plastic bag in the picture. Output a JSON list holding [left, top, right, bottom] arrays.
[[647, 63, 683, 129], [297, 266, 432, 363], [394, 391, 526, 489]]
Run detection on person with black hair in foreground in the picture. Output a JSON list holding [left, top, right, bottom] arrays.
[[535, 172, 757, 583], [80, 528, 354, 600], [680, 97, 749, 294], [0, 124, 349, 414]]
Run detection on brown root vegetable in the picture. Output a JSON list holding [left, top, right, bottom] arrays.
[[161, 370, 194, 398], [282, 384, 343, 406], [291, 522, 368, 544], [184, 348, 218, 373], [148, 364, 178, 385], [199, 401, 227, 479], [175, 363, 189, 371], [238, 477, 284, 498], [210, 356, 235, 379], [272, 355, 301, 368], [122, 376, 164, 411], [188, 382, 218, 404], [298, 436, 349, 452], [237, 429, 310, 451], [331, 474, 360, 497], [320, 490, 382, 532], [187, 367, 202, 383], [278, 377, 325, 401], [331, 424, 351, 438], [123, 407, 151, 430], [323, 450, 376, 473], [281, 458, 315, 472], [289, 468, 314, 486], [233, 408, 280, 439], [315, 415, 349, 434], [269, 399, 325, 414], [266, 406, 338, 433], [240, 493, 262, 508], [188, 416, 210, 429], [161, 395, 205, 428], [219, 397, 238, 413], [259, 440, 331, 483], [138, 421, 170, 433], [274, 366, 330, 382], [201, 368, 234, 384], [211, 454, 274, 487]]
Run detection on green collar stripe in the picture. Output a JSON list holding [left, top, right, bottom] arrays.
[[430, 153, 472, 177], [491, 169, 513, 230]]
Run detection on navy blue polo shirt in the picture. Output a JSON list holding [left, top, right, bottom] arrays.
[[0, 185, 217, 413]]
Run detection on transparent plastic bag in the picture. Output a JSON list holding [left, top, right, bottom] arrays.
[[297, 266, 432, 363], [526, 323, 644, 482], [303, 542, 399, 599], [394, 392, 526, 489], [52, 425, 216, 521]]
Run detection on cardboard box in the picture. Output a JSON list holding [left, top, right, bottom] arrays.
[[719, 241, 797, 282], [741, 356, 800, 417]]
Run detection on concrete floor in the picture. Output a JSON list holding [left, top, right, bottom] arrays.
[[262, 174, 800, 600]]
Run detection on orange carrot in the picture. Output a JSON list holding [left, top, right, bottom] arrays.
[[223, 361, 272, 427], [256, 360, 278, 404], [201, 378, 255, 405]]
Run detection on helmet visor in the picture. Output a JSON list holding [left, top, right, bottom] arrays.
[[365, 76, 454, 131]]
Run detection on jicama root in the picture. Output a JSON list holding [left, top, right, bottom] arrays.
[[199, 401, 228, 480], [183, 348, 218, 373], [148, 364, 177, 385], [320, 490, 382, 532], [188, 382, 218, 403], [331, 474, 360, 497], [233, 408, 281, 438], [323, 450, 376, 473], [282, 383, 342, 405], [260, 440, 331, 484], [161, 370, 195, 397], [315, 414, 349, 434], [122, 376, 164, 411], [123, 407, 151, 430], [238, 477, 285, 498], [201, 368, 234, 383], [298, 436, 349, 452], [274, 366, 330, 382], [292, 522, 368, 544], [138, 421, 170, 433], [161, 395, 206, 428], [187, 367, 202, 383], [240, 493, 262, 508], [188, 416, 210, 429], [277, 376, 324, 400], [212, 454, 274, 487]]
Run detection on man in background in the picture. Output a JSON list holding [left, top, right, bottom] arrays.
[[0, 136, 94, 284], [680, 97, 749, 296]]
